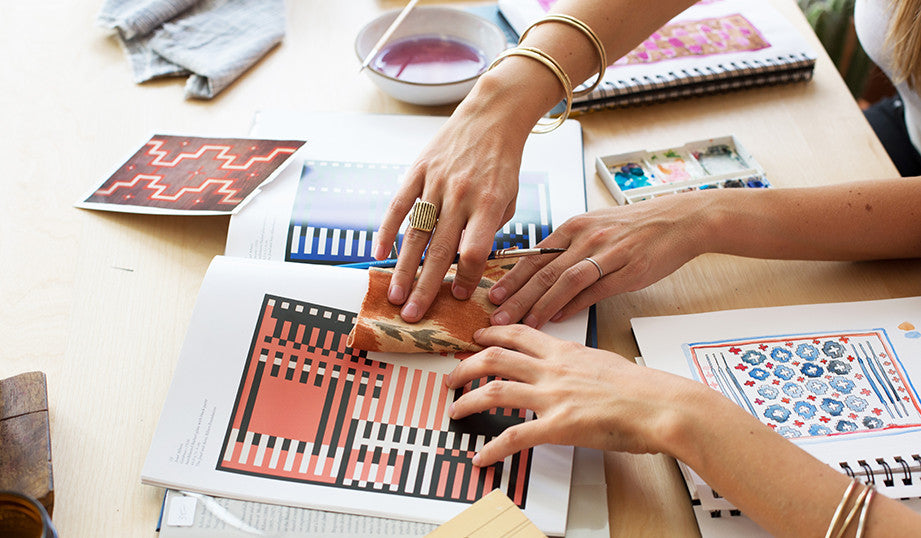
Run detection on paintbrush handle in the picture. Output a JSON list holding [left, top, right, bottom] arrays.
[[360, 0, 420, 71], [339, 247, 566, 269]]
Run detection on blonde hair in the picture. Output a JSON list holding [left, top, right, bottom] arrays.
[[886, 0, 921, 90]]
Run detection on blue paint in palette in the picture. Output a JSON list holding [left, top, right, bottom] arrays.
[[596, 135, 770, 205]]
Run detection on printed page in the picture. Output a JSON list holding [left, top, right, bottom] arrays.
[[158, 447, 608, 537], [632, 296, 921, 499], [143, 256, 580, 535], [225, 111, 585, 265]]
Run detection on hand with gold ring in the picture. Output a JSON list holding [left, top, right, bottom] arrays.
[[487, 196, 709, 328], [372, 85, 541, 323]]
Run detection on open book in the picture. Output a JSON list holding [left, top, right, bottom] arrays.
[[633, 296, 921, 516], [142, 111, 592, 536], [499, 0, 816, 112]]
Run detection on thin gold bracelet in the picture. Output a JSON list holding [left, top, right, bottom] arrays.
[[825, 479, 859, 538], [836, 485, 871, 538], [855, 487, 875, 538], [518, 14, 607, 97], [487, 46, 573, 134]]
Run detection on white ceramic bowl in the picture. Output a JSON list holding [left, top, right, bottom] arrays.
[[355, 6, 508, 106]]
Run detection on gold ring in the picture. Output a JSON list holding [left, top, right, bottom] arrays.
[[409, 200, 438, 233]]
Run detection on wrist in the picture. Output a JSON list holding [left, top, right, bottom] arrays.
[[458, 59, 566, 139], [653, 379, 735, 463]]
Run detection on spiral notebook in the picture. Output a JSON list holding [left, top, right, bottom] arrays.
[[632, 296, 921, 513], [498, 0, 817, 112]]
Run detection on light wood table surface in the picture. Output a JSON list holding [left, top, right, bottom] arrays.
[[2, 0, 918, 536]]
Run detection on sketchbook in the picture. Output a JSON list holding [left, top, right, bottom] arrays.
[[632, 296, 921, 512], [498, 0, 816, 112]]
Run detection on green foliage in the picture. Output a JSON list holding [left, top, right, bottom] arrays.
[[798, 0, 872, 97]]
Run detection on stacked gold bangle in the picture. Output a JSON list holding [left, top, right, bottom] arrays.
[[825, 479, 875, 538], [488, 46, 573, 134], [518, 14, 608, 97], [487, 14, 606, 134]]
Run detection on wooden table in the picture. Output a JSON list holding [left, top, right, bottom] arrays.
[[1, 0, 917, 535]]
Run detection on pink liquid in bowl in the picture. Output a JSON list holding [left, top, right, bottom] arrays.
[[371, 35, 488, 84]]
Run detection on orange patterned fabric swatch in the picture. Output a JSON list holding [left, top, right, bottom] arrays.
[[348, 261, 513, 354]]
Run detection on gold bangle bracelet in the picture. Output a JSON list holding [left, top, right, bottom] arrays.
[[518, 14, 607, 97], [488, 46, 573, 134], [836, 485, 871, 538], [825, 480, 859, 538], [855, 487, 875, 538]]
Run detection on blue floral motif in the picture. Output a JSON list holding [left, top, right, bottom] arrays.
[[835, 420, 859, 433], [793, 401, 817, 419], [844, 395, 868, 412], [773, 364, 795, 380], [776, 426, 801, 438], [806, 379, 828, 394], [757, 385, 779, 400], [800, 362, 824, 378], [829, 376, 855, 394], [827, 360, 851, 375], [822, 340, 845, 359], [796, 343, 820, 360], [821, 398, 845, 416], [771, 347, 793, 362], [809, 424, 833, 436], [782, 382, 804, 398], [749, 368, 770, 381], [764, 404, 791, 423], [741, 350, 767, 365], [862, 416, 884, 429]]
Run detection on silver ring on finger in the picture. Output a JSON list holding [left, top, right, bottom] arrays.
[[584, 257, 604, 279]]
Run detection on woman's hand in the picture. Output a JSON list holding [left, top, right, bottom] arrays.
[[489, 192, 713, 328], [373, 83, 539, 323], [446, 324, 707, 466]]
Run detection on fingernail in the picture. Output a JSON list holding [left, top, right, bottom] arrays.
[[402, 301, 419, 320], [492, 311, 510, 326], [550, 311, 563, 322], [471, 453, 482, 466], [489, 286, 507, 303], [445, 372, 453, 386], [448, 402, 456, 418], [388, 284, 405, 304], [453, 285, 469, 300], [524, 314, 538, 328], [473, 328, 484, 340]]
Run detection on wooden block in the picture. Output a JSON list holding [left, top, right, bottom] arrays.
[[426, 489, 546, 538], [0, 371, 54, 516]]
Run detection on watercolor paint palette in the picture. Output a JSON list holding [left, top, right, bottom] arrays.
[[595, 136, 769, 205]]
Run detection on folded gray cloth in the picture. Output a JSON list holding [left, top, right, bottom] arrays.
[[98, 0, 285, 99]]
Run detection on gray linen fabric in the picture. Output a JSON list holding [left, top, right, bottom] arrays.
[[97, 0, 285, 99]]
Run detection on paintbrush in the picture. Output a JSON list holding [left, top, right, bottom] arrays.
[[340, 247, 567, 269], [359, 0, 421, 73]]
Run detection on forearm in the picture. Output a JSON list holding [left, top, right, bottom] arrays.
[[665, 384, 921, 537], [461, 0, 696, 138], [695, 179, 921, 261]]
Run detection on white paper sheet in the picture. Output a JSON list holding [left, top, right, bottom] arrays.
[[633, 296, 921, 503]]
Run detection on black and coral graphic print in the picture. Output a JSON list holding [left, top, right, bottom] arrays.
[[85, 135, 304, 212], [217, 295, 533, 506]]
